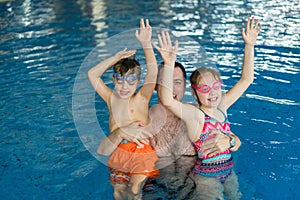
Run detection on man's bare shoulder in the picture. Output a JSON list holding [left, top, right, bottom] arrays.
[[149, 103, 165, 113], [149, 104, 167, 123]]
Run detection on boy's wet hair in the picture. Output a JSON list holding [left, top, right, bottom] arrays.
[[190, 66, 220, 86], [113, 58, 141, 76]]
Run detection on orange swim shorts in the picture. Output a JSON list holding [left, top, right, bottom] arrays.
[[108, 141, 159, 178]]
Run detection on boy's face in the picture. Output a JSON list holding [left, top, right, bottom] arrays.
[[113, 72, 140, 99]]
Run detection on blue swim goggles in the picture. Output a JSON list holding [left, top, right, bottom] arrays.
[[113, 72, 140, 85]]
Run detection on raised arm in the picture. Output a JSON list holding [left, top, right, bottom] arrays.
[[154, 32, 201, 142], [87, 49, 136, 103], [135, 18, 158, 99], [153, 31, 181, 115], [224, 17, 262, 109]]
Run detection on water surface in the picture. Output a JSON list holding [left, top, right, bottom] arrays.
[[1, 0, 299, 199]]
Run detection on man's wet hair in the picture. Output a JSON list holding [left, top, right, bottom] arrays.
[[159, 61, 187, 80]]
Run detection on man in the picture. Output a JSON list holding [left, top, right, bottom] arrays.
[[98, 62, 241, 199]]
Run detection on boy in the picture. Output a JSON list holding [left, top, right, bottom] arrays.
[[88, 19, 159, 200]]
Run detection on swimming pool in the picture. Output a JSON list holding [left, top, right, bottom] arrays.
[[1, 0, 299, 199]]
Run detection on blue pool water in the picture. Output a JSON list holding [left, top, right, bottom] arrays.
[[1, 0, 299, 199]]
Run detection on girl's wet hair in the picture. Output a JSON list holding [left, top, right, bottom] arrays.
[[113, 58, 141, 76], [190, 66, 221, 86]]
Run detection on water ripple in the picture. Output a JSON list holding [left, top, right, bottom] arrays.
[[246, 94, 300, 105]]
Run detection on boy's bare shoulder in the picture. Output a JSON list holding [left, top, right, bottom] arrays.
[[131, 92, 151, 106]]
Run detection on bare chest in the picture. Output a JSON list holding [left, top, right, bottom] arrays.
[[109, 97, 148, 131]]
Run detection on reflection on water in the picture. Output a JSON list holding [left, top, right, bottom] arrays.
[[0, 0, 299, 199]]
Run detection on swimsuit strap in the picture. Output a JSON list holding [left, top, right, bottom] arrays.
[[198, 107, 228, 122], [217, 107, 228, 121], [198, 107, 206, 115]]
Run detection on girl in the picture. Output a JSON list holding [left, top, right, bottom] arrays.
[[154, 17, 262, 199]]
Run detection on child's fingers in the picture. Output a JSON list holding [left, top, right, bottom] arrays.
[[152, 42, 160, 51], [257, 25, 262, 33], [254, 18, 260, 30], [135, 29, 141, 39], [250, 16, 255, 29], [140, 18, 145, 29], [128, 50, 136, 56], [157, 34, 163, 47], [241, 28, 246, 38], [174, 40, 179, 53], [165, 32, 171, 45], [246, 17, 251, 31], [145, 19, 149, 27], [161, 31, 167, 44]]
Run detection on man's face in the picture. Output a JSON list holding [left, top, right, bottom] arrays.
[[157, 66, 186, 102], [172, 67, 186, 101]]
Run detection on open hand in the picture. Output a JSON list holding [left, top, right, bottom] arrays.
[[119, 122, 153, 148], [135, 18, 152, 45], [153, 31, 178, 65], [242, 17, 262, 46], [114, 48, 136, 61]]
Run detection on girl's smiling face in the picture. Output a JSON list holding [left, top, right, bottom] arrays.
[[194, 72, 222, 108]]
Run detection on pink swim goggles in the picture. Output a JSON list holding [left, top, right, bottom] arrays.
[[191, 80, 222, 94]]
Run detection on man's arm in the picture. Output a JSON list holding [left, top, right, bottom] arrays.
[[228, 132, 241, 152], [200, 131, 241, 156], [97, 123, 152, 156], [97, 131, 123, 156]]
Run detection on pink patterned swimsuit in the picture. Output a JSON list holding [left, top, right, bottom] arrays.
[[191, 108, 234, 183]]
